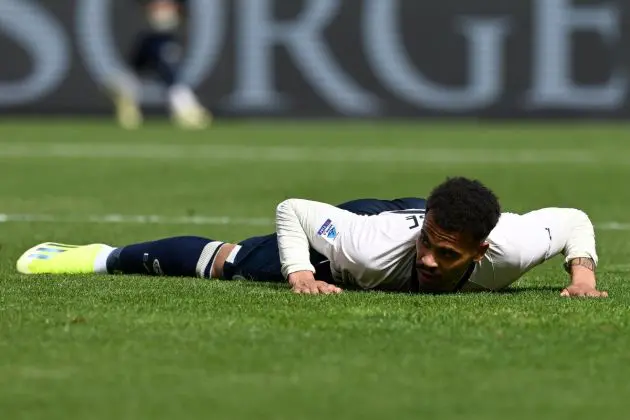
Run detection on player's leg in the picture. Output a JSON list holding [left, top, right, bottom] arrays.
[[105, 236, 228, 277], [16, 237, 234, 279], [221, 235, 286, 283], [105, 32, 150, 130], [220, 234, 330, 283]]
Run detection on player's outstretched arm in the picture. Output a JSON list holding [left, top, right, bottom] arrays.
[[276, 199, 355, 294], [505, 208, 607, 298], [543, 209, 606, 298]]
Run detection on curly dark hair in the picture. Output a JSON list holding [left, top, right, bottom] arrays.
[[426, 177, 501, 242]]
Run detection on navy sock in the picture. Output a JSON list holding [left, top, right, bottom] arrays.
[[106, 236, 223, 278]]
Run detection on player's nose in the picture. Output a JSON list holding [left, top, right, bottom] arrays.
[[420, 252, 438, 268]]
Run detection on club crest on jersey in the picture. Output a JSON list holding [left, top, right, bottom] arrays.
[[317, 219, 338, 243]]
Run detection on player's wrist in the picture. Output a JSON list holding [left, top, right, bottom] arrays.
[[564, 257, 596, 273], [568, 265, 597, 289], [287, 270, 317, 284]]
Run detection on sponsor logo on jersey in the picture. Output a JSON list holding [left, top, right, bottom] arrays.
[[317, 219, 331, 235], [317, 218, 338, 243], [325, 226, 337, 240]]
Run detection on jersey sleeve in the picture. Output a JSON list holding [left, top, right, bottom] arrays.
[[481, 208, 598, 289], [275, 199, 362, 279]]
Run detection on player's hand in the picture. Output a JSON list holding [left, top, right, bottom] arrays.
[[562, 260, 608, 298], [288, 271, 342, 295], [560, 284, 608, 298]]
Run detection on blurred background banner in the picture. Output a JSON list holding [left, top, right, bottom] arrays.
[[1, 0, 629, 118]]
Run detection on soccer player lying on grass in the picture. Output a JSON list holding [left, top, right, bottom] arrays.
[[17, 177, 607, 297]]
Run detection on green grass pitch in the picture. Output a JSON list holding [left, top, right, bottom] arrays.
[[1, 119, 629, 420]]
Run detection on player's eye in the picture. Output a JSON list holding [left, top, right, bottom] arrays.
[[438, 248, 460, 260]]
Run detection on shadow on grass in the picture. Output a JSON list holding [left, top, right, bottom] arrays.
[[489, 285, 564, 295], [227, 279, 565, 295]]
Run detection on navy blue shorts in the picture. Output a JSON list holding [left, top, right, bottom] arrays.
[[130, 32, 181, 85], [221, 197, 426, 283]]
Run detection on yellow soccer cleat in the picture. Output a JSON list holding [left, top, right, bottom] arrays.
[[16, 242, 110, 275], [113, 89, 143, 130], [171, 104, 212, 130]]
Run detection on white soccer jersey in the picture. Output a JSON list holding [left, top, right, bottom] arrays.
[[275, 199, 598, 292]]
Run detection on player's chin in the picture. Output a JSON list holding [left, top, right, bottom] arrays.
[[417, 270, 446, 293]]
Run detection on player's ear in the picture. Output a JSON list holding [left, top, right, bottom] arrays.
[[473, 241, 490, 262]]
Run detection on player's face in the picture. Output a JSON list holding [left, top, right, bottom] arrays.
[[415, 212, 489, 293]]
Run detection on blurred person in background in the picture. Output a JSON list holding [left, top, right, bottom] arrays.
[[109, 0, 211, 129]]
